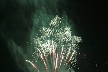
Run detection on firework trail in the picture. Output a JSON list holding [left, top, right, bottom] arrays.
[[26, 15, 82, 72]]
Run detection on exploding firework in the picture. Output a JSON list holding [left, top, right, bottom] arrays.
[[26, 15, 82, 72]]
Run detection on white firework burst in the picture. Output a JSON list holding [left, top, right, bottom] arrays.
[[26, 15, 82, 72]]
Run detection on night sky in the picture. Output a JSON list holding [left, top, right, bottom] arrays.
[[0, 0, 108, 72]]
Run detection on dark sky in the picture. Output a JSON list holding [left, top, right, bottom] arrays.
[[0, 0, 108, 72]]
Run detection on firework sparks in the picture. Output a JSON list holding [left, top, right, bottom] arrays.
[[26, 60, 39, 70], [26, 15, 82, 72]]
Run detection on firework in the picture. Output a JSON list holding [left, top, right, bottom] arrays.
[[26, 15, 82, 72]]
